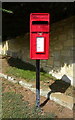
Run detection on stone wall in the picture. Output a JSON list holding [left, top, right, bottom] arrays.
[[44, 16, 74, 86], [1, 16, 75, 86], [0, 42, 2, 54]]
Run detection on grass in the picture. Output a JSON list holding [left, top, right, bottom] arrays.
[[6, 67, 56, 82], [2, 92, 56, 118], [4, 57, 56, 82], [2, 92, 29, 118], [2, 86, 56, 119], [6, 66, 56, 82]]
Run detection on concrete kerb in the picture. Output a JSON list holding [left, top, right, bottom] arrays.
[[0, 72, 74, 110], [0, 73, 17, 83]]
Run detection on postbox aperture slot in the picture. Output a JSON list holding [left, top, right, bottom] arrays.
[[32, 21, 48, 25], [36, 37, 45, 53]]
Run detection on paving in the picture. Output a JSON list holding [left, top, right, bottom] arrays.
[[0, 72, 74, 110], [50, 92, 74, 110]]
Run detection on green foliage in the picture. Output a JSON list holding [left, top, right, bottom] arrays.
[[6, 66, 56, 82]]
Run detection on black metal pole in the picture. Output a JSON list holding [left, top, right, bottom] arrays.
[[36, 59, 40, 108]]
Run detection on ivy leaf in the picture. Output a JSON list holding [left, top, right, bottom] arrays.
[[0, 8, 13, 14]]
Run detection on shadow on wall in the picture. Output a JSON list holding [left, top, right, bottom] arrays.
[[61, 74, 71, 84], [6, 57, 46, 73]]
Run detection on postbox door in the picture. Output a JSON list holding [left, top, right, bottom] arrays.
[[30, 32, 49, 59]]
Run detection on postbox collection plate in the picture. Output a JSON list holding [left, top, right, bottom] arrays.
[[36, 37, 45, 53]]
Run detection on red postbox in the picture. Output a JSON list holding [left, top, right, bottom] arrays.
[[30, 13, 50, 59]]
